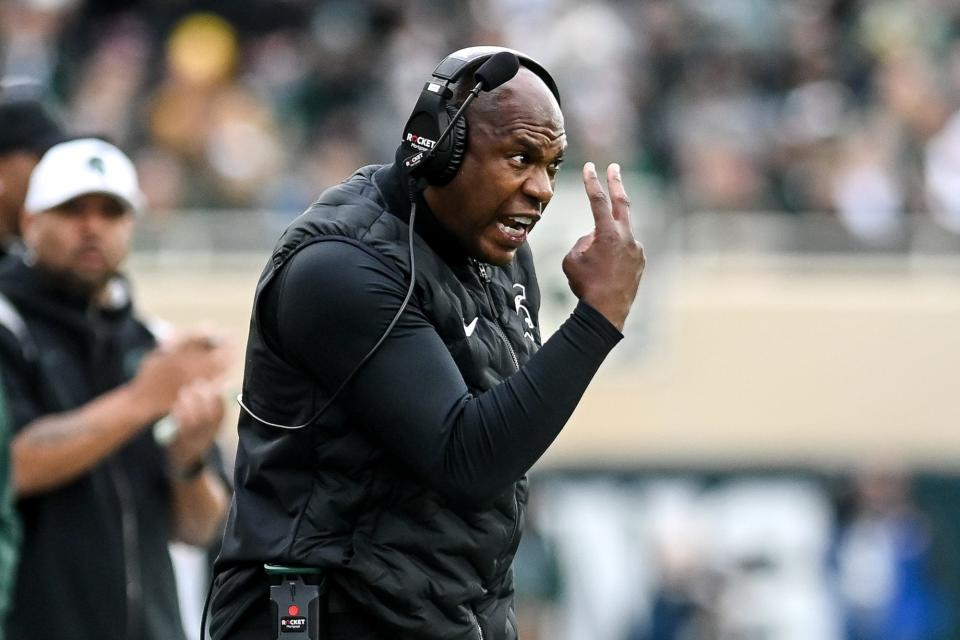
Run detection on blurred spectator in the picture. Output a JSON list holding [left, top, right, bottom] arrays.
[[68, 14, 149, 146], [829, 114, 905, 245], [0, 0, 70, 87], [0, 138, 231, 640], [924, 106, 960, 234], [832, 468, 949, 640], [0, 79, 65, 255], [144, 12, 285, 209]]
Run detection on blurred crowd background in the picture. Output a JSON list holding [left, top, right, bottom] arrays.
[[5, 0, 960, 639], [6, 0, 960, 247]]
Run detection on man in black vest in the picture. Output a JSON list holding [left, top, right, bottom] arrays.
[[212, 47, 644, 640], [0, 83, 65, 258], [0, 138, 232, 640]]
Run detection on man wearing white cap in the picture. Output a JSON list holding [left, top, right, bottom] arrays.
[[0, 138, 231, 640]]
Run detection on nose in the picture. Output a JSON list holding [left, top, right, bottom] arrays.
[[522, 166, 553, 210], [78, 208, 106, 233]]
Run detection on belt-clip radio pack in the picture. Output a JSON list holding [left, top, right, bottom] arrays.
[[265, 564, 324, 639]]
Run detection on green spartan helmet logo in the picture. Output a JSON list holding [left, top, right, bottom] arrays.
[[88, 156, 106, 175]]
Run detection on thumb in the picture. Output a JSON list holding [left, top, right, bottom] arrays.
[[568, 231, 595, 258], [563, 232, 595, 280]]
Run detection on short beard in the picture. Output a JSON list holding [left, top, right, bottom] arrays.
[[32, 259, 115, 302]]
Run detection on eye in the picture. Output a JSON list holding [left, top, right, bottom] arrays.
[[548, 158, 564, 177], [103, 201, 127, 218], [510, 152, 530, 166]]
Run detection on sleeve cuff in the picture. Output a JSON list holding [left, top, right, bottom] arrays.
[[572, 301, 624, 345]]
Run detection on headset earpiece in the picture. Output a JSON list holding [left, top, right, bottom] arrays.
[[431, 105, 467, 186], [398, 83, 464, 186]]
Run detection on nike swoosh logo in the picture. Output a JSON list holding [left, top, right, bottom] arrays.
[[463, 317, 479, 337]]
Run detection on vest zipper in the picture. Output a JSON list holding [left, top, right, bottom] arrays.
[[469, 608, 485, 640], [107, 460, 142, 639], [476, 263, 519, 372], [91, 311, 142, 638], [509, 489, 521, 550]]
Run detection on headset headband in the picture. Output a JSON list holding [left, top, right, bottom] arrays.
[[430, 46, 561, 106]]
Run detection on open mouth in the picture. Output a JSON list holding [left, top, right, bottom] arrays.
[[497, 215, 537, 239]]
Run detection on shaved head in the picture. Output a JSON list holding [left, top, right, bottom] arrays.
[[457, 67, 561, 127], [425, 66, 567, 265]]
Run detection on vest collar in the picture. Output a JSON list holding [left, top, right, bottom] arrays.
[[373, 164, 471, 268]]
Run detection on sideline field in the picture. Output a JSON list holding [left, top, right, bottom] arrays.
[[130, 253, 960, 469]]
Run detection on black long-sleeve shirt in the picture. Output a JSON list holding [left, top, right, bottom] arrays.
[[261, 238, 623, 506]]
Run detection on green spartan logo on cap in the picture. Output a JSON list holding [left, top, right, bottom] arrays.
[[88, 156, 106, 175]]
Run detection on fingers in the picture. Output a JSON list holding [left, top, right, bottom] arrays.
[[170, 382, 200, 429], [175, 333, 232, 379], [583, 162, 634, 231], [176, 332, 226, 353], [167, 380, 223, 469], [606, 163, 633, 226], [582, 162, 613, 230], [204, 346, 232, 379], [172, 379, 225, 432]]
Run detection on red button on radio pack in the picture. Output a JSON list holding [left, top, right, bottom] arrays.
[[288, 605, 300, 616]]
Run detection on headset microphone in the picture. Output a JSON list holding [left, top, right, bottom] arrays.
[[474, 50, 522, 91]]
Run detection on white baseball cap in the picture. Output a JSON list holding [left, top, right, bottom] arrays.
[[23, 138, 146, 215]]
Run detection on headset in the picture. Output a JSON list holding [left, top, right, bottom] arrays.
[[236, 47, 559, 430], [397, 45, 561, 186]]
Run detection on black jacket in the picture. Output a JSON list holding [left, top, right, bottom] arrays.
[[213, 164, 622, 640], [0, 257, 186, 640]]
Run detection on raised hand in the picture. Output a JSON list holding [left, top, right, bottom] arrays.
[[131, 332, 231, 419], [166, 378, 226, 474], [562, 162, 645, 331]]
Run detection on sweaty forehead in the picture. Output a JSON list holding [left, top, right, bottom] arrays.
[[471, 68, 565, 142]]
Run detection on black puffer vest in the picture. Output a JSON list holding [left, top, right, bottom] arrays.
[[218, 164, 542, 640]]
